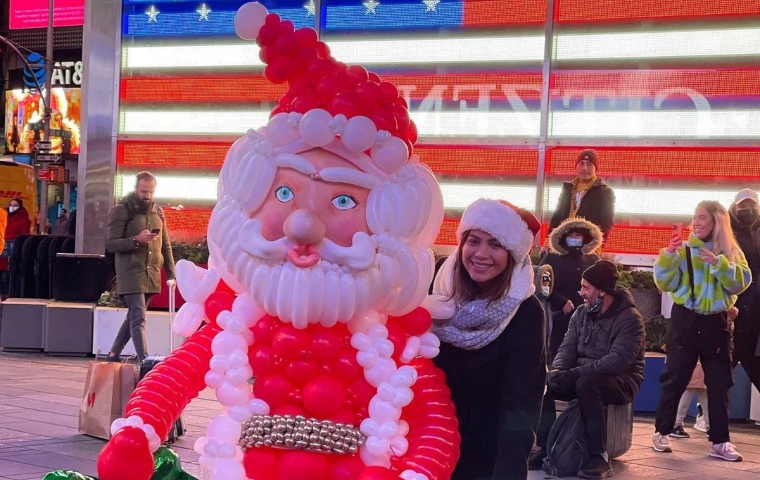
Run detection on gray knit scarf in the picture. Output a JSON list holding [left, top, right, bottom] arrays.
[[431, 256, 535, 350]]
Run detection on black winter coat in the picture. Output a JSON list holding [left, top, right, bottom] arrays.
[[434, 296, 546, 480], [553, 288, 645, 391], [549, 178, 615, 245], [730, 211, 760, 325]]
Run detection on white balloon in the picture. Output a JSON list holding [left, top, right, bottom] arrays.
[[266, 113, 300, 147], [390, 435, 409, 456], [299, 109, 335, 147], [375, 338, 394, 358], [110, 418, 127, 435], [233, 2, 268, 41], [126, 416, 144, 427], [377, 421, 399, 439], [233, 295, 265, 327], [357, 348, 380, 368], [341, 116, 377, 152], [391, 366, 417, 387], [397, 420, 410, 436], [218, 442, 237, 459], [365, 358, 396, 387], [194, 437, 208, 455], [212, 331, 248, 355], [225, 315, 246, 334], [228, 350, 249, 368], [229, 406, 253, 422], [226, 365, 253, 385], [367, 323, 388, 340], [351, 332, 373, 351], [377, 382, 395, 401], [205, 371, 224, 389], [217, 311, 233, 329], [217, 381, 251, 407], [368, 397, 401, 423], [241, 328, 255, 345], [210, 355, 230, 373], [172, 302, 205, 337], [211, 459, 246, 480], [392, 388, 414, 408], [360, 418, 379, 436], [208, 415, 242, 443], [360, 447, 390, 467], [248, 398, 271, 415], [198, 454, 214, 470], [371, 136, 408, 172], [204, 439, 220, 456], [400, 336, 421, 364], [365, 436, 391, 456]]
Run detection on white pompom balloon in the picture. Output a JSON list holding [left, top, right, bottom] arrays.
[[365, 436, 391, 456], [341, 116, 377, 152], [212, 331, 248, 355], [207, 415, 242, 443], [216, 381, 251, 407], [211, 459, 247, 480], [365, 358, 396, 387], [248, 398, 271, 415], [205, 371, 225, 389], [233, 2, 268, 41], [299, 109, 335, 147], [229, 406, 253, 422], [266, 113, 300, 147], [194, 437, 208, 455], [371, 136, 408, 172]]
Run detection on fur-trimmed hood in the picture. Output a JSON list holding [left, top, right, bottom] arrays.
[[549, 217, 603, 255]]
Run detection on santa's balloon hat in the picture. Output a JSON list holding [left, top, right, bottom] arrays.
[[233, 2, 417, 177]]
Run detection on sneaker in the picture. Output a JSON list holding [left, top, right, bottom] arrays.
[[669, 425, 690, 438], [577, 453, 613, 479], [694, 414, 708, 433], [528, 448, 546, 470], [710, 442, 743, 462], [652, 432, 672, 452]]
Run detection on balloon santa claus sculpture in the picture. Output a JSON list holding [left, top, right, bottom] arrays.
[[96, 3, 459, 480]]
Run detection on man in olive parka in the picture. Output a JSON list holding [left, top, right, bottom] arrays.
[[106, 171, 175, 362]]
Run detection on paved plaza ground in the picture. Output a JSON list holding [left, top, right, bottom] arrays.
[[1, 352, 760, 479]]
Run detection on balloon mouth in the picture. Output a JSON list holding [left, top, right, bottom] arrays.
[[286, 244, 320, 268]]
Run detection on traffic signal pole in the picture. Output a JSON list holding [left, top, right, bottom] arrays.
[[40, 0, 54, 233]]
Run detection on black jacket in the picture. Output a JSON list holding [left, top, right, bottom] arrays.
[[434, 296, 546, 480], [730, 210, 760, 320], [549, 178, 615, 245], [553, 288, 645, 389]]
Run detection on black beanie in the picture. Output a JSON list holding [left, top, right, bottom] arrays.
[[582, 260, 619, 294], [576, 149, 598, 169]]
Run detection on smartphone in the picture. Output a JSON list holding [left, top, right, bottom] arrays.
[[150, 228, 160, 234]]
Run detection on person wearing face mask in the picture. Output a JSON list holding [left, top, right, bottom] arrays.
[[728, 189, 760, 392], [1, 197, 32, 299], [529, 260, 645, 478], [652, 201, 751, 462], [539, 217, 603, 363]]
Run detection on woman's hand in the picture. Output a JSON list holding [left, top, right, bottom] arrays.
[[666, 229, 682, 253], [698, 248, 719, 266], [562, 300, 574, 314]]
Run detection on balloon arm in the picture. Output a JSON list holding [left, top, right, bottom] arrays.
[[125, 323, 220, 441]]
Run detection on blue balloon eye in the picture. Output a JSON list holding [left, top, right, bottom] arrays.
[[332, 194, 357, 210], [275, 186, 294, 203]]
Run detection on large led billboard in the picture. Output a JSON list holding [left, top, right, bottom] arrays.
[[4, 89, 82, 155], [9, 0, 85, 30]]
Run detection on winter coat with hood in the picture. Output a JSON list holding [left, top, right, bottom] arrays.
[[106, 193, 175, 295], [729, 206, 760, 318], [548, 177, 615, 246], [553, 287, 645, 390], [0, 206, 32, 271], [540, 217, 602, 313]]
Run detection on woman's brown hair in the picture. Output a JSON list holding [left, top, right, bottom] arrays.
[[448, 229, 515, 305]]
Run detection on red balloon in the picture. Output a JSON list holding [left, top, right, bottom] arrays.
[[379, 81, 399, 102], [330, 456, 365, 480], [244, 448, 279, 480], [270, 56, 298, 83], [249, 345, 279, 375], [384, 323, 407, 360], [357, 466, 398, 480], [328, 92, 361, 118], [314, 41, 331, 58], [285, 360, 319, 386], [368, 72, 382, 84], [296, 46, 319, 69], [252, 315, 281, 344], [348, 377, 376, 407], [406, 120, 419, 145], [368, 110, 397, 133], [96, 427, 154, 480], [329, 408, 357, 426], [204, 291, 234, 325], [278, 20, 295, 35], [390, 103, 410, 133], [303, 376, 346, 417], [271, 404, 305, 417], [332, 349, 362, 382], [395, 96, 409, 109], [272, 325, 311, 360], [258, 45, 278, 65], [307, 58, 335, 81], [294, 28, 318, 47], [277, 451, 329, 480], [216, 279, 236, 296], [311, 328, 341, 364], [257, 23, 279, 48], [400, 307, 432, 337], [291, 92, 320, 113], [265, 13, 281, 26], [355, 81, 383, 110], [253, 374, 294, 408], [275, 33, 300, 57], [346, 65, 370, 85]]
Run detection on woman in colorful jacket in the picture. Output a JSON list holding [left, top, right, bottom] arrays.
[[651, 200, 751, 462]]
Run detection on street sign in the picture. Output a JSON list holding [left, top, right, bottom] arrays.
[[34, 153, 61, 163], [34, 141, 52, 151], [38, 169, 50, 181]]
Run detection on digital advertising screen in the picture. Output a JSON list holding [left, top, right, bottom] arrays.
[[5, 88, 82, 156], [9, 0, 85, 30]]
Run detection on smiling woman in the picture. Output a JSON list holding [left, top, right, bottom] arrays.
[[427, 198, 547, 479]]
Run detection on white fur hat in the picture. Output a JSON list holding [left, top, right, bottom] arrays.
[[456, 199, 540, 261]]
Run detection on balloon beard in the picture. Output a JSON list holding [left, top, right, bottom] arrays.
[[207, 194, 427, 330]]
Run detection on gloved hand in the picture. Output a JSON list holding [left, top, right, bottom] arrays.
[[547, 368, 579, 394]]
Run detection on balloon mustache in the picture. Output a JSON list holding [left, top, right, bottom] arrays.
[[238, 218, 376, 271]]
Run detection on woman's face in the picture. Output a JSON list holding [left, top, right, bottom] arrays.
[[9, 200, 20, 209], [693, 205, 715, 240], [461, 229, 510, 284]]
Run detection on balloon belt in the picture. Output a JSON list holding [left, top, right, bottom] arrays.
[[41, 447, 199, 480]]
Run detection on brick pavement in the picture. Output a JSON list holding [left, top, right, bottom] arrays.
[[1, 352, 760, 479]]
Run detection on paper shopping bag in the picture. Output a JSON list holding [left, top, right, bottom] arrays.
[[78, 362, 137, 439]]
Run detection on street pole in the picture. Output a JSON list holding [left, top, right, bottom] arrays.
[[40, 0, 54, 234]]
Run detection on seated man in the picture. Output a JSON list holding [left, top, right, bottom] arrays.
[[530, 260, 645, 479]]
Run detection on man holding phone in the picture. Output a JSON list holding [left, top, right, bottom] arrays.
[[105, 171, 176, 363]]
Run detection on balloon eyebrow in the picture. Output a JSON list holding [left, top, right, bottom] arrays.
[[274, 153, 317, 175], [318, 167, 380, 190]]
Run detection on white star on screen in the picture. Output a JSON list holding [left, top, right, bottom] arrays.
[[304, 0, 316, 16], [146, 5, 160, 22], [364, 0, 379, 14], [197, 3, 212, 21], [423, 0, 440, 13]]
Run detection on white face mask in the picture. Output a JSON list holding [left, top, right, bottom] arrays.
[[566, 237, 584, 248], [541, 285, 550, 297], [8, 206, 18, 213]]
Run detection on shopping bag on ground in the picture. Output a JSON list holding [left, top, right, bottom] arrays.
[[78, 362, 137, 440]]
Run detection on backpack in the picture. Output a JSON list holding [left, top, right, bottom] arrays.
[[542, 399, 589, 477]]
